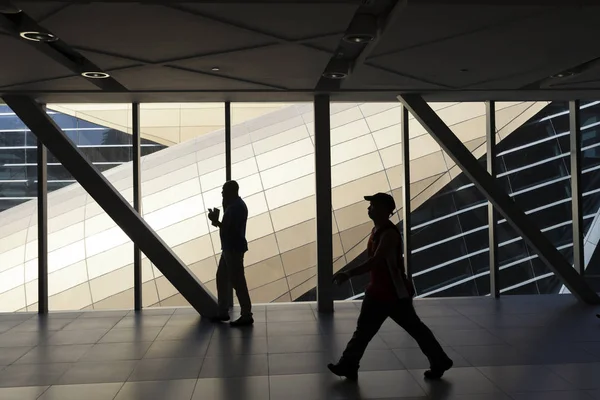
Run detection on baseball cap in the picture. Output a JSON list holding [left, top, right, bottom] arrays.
[[364, 192, 396, 214]]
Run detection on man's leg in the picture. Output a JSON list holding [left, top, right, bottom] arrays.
[[329, 295, 388, 380], [224, 251, 253, 325], [214, 254, 231, 320], [389, 298, 452, 378]]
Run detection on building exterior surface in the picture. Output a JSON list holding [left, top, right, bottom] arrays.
[[1, 100, 598, 312]]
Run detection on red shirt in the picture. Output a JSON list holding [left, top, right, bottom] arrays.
[[365, 222, 414, 301]]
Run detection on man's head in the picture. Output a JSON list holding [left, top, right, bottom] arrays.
[[222, 180, 240, 206], [364, 192, 396, 223]]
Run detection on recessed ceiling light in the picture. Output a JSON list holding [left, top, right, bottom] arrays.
[[322, 71, 347, 80], [212, 67, 220, 71], [81, 71, 110, 79], [550, 70, 577, 79], [19, 31, 58, 42], [343, 34, 375, 44]]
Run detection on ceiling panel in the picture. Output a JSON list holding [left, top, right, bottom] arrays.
[[172, 43, 332, 89], [368, 5, 546, 58], [175, 3, 357, 40], [0, 35, 75, 88], [109, 65, 267, 91], [43, 3, 275, 63], [5, 75, 100, 91], [368, 7, 600, 89], [15, 1, 68, 22]]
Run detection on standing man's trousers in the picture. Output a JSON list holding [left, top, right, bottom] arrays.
[[216, 250, 252, 317]]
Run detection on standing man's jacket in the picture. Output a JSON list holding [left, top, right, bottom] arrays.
[[219, 196, 248, 253]]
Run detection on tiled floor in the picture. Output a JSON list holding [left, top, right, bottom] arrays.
[[0, 295, 599, 399]]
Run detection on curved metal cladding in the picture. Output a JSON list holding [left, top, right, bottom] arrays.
[[0, 101, 553, 311]]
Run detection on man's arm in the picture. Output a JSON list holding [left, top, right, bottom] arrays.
[[337, 230, 397, 282]]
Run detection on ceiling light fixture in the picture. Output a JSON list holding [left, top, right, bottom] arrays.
[[322, 58, 351, 80], [322, 71, 348, 80], [81, 71, 110, 79], [343, 14, 377, 44], [550, 70, 578, 79], [211, 67, 220, 71], [19, 31, 58, 42]]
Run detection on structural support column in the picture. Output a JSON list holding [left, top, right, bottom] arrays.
[[315, 94, 333, 313], [4, 95, 219, 317], [570, 100, 584, 275], [486, 101, 499, 297], [224, 101, 233, 307], [401, 105, 412, 281], [132, 103, 142, 311], [225, 102, 232, 181], [37, 132, 48, 314], [398, 94, 600, 304]]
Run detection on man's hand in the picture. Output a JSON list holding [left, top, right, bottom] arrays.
[[333, 271, 350, 285], [208, 207, 220, 224]]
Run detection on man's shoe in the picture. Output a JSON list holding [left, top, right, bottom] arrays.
[[209, 314, 230, 323], [230, 315, 254, 327], [424, 358, 453, 380], [327, 362, 358, 381]]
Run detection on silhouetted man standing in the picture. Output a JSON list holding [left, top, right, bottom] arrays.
[[328, 193, 452, 380], [208, 180, 253, 326]]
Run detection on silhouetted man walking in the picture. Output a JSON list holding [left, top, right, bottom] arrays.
[[328, 193, 452, 380], [208, 180, 253, 326]]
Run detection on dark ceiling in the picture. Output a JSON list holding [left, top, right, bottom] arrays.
[[2, 0, 600, 102]]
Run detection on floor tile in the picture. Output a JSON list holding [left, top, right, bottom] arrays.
[[452, 344, 529, 366], [58, 360, 137, 384], [359, 349, 405, 371], [478, 365, 576, 392], [267, 310, 316, 322], [267, 334, 336, 354], [37, 382, 124, 400], [409, 367, 501, 396], [128, 357, 202, 381], [0, 362, 72, 387], [393, 347, 470, 369], [112, 316, 171, 329], [0, 331, 51, 347], [128, 308, 175, 316], [0, 321, 25, 334], [266, 321, 321, 336], [9, 319, 73, 332], [421, 316, 482, 330], [0, 346, 34, 366], [143, 339, 209, 359], [115, 379, 197, 400], [80, 342, 152, 362], [345, 370, 427, 399], [199, 354, 268, 378], [548, 363, 600, 389], [434, 329, 506, 346], [317, 319, 360, 335], [78, 311, 129, 319], [380, 331, 423, 349], [192, 376, 270, 400], [212, 322, 267, 337], [206, 335, 267, 356], [269, 373, 344, 400], [62, 318, 121, 331], [510, 391, 595, 400], [15, 345, 93, 364], [0, 385, 49, 400], [47, 329, 109, 345], [155, 325, 213, 342], [99, 327, 162, 343], [268, 352, 333, 375]]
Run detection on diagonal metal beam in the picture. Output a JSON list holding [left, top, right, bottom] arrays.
[[3, 95, 219, 317], [398, 93, 600, 304]]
